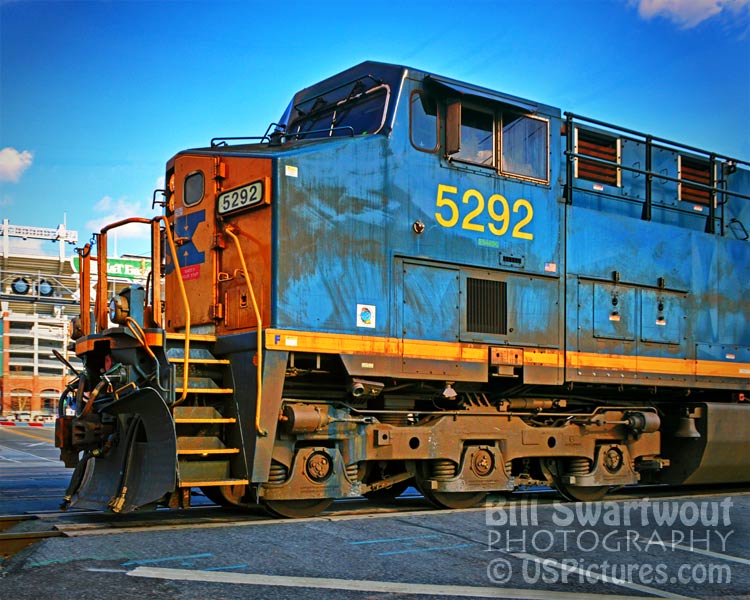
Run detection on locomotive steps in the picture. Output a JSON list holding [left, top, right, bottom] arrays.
[[166, 333, 248, 490]]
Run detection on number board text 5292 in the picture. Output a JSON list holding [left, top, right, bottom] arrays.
[[217, 179, 269, 216]]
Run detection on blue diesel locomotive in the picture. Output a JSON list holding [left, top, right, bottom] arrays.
[[57, 62, 750, 517]]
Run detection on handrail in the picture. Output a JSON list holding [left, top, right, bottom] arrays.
[[150, 219, 162, 328], [157, 215, 191, 404], [224, 225, 267, 436], [211, 135, 271, 148], [79, 243, 92, 336], [95, 232, 108, 331], [564, 112, 749, 237], [564, 150, 750, 201], [293, 73, 382, 114], [565, 112, 749, 168], [284, 125, 355, 141]]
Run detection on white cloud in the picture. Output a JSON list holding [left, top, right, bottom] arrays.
[[633, 0, 750, 29], [0, 147, 33, 182], [85, 195, 157, 246]]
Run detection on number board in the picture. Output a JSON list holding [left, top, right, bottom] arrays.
[[217, 180, 266, 216]]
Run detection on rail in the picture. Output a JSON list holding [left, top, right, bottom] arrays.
[[0, 515, 63, 560], [564, 113, 750, 236]]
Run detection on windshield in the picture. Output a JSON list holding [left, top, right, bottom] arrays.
[[286, 78, 390, 140]]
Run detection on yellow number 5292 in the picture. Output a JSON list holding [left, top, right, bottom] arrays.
[[434, 184, 534, 240]]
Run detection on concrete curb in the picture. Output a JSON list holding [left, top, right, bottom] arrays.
[[0, 421, 53, 427]]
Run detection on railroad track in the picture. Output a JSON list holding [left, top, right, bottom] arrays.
[[0, 515, 65, 560], [3, 483, 749, 562]]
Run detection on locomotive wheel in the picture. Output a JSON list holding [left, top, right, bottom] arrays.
[[420, 487, 488, 509], [261, 498, 333, 519], [549, 460, 610, 502], [415, 464, 487, 509], [555, 480, 610, 502], [200, 484, 255, 509]]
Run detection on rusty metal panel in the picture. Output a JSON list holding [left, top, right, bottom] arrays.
[[165, 154, 272, 333], [640, 289, 684, 345], [401, 261, 460, 342], [593, 282, 636, 341], [165, 155, 217, 329], [401, 261, 460, 375], [216, 155, 273, 334]]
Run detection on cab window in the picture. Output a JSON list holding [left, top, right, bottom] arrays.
[[453, 107, 494, 166], [444, 99, 549, 183], [184, 171, 204, 206], [410, 91, 438, 152], [501, 114, 548, 182]]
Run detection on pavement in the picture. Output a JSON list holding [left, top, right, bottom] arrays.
[[1, 426, 749, 599]]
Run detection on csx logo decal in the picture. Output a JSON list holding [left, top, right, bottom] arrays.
[[434, 184, 534, 240], [164, 209, 206, 275]]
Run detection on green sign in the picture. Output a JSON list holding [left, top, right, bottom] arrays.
[[71, 256, 152, 281]]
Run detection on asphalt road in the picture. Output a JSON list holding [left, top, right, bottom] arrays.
[[0, 424, 71, 514], [1, 426, 749, 599]]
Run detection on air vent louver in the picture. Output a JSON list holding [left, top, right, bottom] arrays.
[[467, 278, 507, 335]]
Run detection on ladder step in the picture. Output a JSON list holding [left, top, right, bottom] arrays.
[[169, 357, 230, 365], [177, 436, 240, 455], [178, 448, 241, 455], [173, 406, 235, 424], [167, 332, 217, 343], [175, 388, 234, 395], [174, 417, 236, 424], [174, 376, 233, 396], [177, 436, 226, 450], [178, 459, 232, 482], [179, 479, 249, 488]]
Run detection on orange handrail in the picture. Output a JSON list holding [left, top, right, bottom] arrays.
[[79, 243, 91, 336], [224, 225, 267, 436], [83, 216, 190, 404], [157, 216, 190, 404]]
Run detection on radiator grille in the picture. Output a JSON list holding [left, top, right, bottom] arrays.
[[577, 129, 619, 186], [467, 278, 507, 335], [680, 156, 711, 205]]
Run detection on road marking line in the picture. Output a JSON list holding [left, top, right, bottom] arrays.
[[121, 553, 213, 566], [378, 542, 472, 555], [661, 539, 750, 566], [626, 533, 750, 566], [86, 568, 129, 573], [128, 566, 657, 599], [204, 564, 249, 572], [1, 427, 56, 444], [0, 442, 58, 462], [349, 534, 441, 545], [512, 553, 694, 600]]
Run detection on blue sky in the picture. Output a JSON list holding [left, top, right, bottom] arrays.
[[1, 0, 748, 257]]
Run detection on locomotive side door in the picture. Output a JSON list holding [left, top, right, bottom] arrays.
[[165, 154, 218, 330], [213, 155, 273, 335], [165, 153, 273, 334]]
